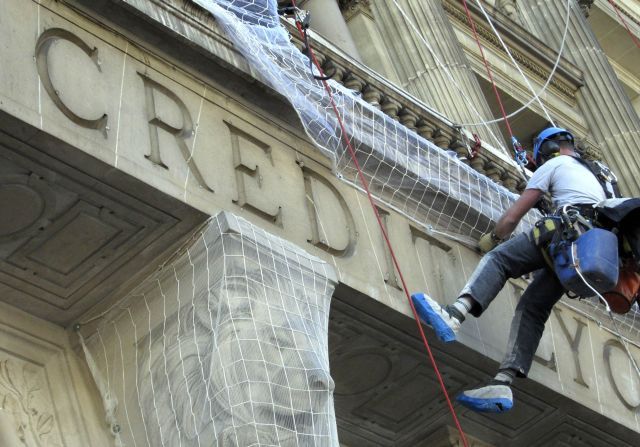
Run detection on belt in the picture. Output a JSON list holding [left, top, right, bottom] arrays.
[[574, 203, 598, 220], [555, 203, 597, 220]]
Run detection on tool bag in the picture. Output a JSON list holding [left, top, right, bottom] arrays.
[[534, 207, 619, 299], [532, 216, 561, 247], [591, 198, 640, 313], [532, 216, 562, 270]]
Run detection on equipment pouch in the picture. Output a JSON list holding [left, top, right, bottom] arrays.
[[532, 217, 560, 248]]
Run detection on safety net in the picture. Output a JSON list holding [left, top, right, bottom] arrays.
[[189, 0, 537, 244], [77, 2, 639, 447], [80, 213, 338, 446]]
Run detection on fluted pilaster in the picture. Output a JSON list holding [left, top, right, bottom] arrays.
[[368, 0, 507, 153], [519, 0, 640, 195]]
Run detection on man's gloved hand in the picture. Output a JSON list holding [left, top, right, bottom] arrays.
[[478, 232, 501, 253]]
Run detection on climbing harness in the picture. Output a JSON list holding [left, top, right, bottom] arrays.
[[573, 156, 620, 199]]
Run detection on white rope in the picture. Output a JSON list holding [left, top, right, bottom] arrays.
[[473, 0, 554, 125], [459, 0, 571, 127], [77, 331, 125, 446]]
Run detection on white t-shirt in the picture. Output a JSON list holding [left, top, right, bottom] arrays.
[[526, 155, 606, 208]]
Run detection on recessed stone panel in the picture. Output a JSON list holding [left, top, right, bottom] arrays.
[[330, 295, 640, 446], [25, 208, 120, 275], [0, 127, 205, 324]]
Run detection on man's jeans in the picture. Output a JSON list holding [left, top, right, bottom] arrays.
[[460, 231, 565, 377]]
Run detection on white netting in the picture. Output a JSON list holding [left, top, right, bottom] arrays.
[[78, 6, 640, 444], [190, 0, 537, 245], [80, 213, 338, 446], [187, 0, 640, 352]]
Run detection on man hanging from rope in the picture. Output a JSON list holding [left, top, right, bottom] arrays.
[[412, 127, 612, 413]]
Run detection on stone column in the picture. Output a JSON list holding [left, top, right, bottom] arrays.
[[300, 0, 362, 61], [519, 0, 640, 196], [367, 0, 507, 152]]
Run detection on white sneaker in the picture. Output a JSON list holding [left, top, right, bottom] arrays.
[[411, 293, 460, 343], [457, 384, 513, 413]]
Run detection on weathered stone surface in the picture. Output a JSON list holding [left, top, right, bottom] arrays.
[[81, 211, 339, 447], [0, 0, 639, 445], [0, 301, 112, 446]]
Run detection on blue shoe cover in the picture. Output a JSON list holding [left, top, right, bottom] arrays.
[[411, 293, 458, 343], [457, 385, 513, 413]]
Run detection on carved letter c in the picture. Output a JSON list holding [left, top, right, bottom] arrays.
[[35, 28, 108, 138]]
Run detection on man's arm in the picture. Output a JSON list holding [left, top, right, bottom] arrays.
[[494, 189, 543, 239]]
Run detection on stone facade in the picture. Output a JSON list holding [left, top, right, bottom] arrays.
[[0, 0, 639, 445]]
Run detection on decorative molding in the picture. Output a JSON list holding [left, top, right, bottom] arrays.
[[0, 127, 203, 325], [442, 0, 579, 100], [496, 0, 519, 22], [578, 0, 596, 17], [0, 305, 110, 447], [611, 1, 640, 28], [0, 358, 63, 447], [113, 0, 532, 189]]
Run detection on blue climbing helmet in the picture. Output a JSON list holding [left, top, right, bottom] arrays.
[[533, 127, 574, 165]]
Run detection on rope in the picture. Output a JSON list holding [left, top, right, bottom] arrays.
[[460, 2, 513, 140], [473, 0, 554, 125], [458, 0, 571, 128], [389, 0, 506, 153], [459, 0, 528, 172], [289, 2, 469, 445], [608, 0, 640, 50]]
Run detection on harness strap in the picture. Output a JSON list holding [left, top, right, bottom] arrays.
[[572, 156, 619, 199]]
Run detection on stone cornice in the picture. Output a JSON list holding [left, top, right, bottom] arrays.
[[442, 0, 584, 101], [595, 0, 640, 30], [67, 0, 534, 191]]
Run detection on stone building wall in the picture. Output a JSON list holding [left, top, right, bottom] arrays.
[[0, 0, 639, 445]]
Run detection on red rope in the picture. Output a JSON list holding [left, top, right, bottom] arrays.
[[460, 0, 515, 140], [608, 0, 640, 50], [289, 3, 469, 446]]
